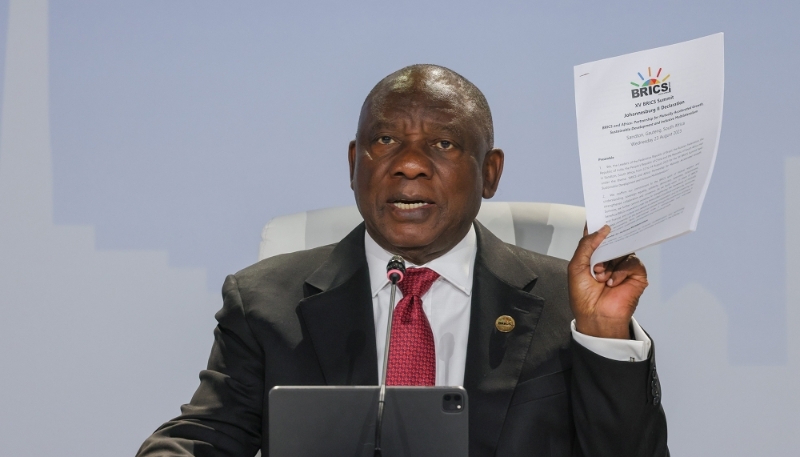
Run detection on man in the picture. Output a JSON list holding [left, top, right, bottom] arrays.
[[138, 64, 668, 456]]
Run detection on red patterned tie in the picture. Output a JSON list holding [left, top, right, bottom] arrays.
[[386, 267, 440, 386]]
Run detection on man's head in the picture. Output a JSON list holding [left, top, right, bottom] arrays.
[[348, 64, 504, 264]]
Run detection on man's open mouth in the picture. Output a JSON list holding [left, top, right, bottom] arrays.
[[390, 198, 433, 210], [392, 201, 428, 210]]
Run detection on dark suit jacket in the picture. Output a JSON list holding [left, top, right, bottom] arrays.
[[137, 222, 668, 456]]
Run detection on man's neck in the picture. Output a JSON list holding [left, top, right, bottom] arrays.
[[363, 223, 477, 296], [364, 223, 475, 265]]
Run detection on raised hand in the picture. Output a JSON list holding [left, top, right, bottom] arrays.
[[567, 225, 649, 339]]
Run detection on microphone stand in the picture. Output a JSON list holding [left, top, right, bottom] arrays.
[[374, 256, 405, 457]]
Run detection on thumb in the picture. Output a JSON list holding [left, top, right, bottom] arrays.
[[571, 225, 611, 271]]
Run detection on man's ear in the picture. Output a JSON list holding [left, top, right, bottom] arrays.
[[348, 140, 357, 190], [481, 148, 504, 199]]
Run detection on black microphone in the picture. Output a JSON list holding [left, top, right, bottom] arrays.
[[374, 255, 405, 456], [386, 255, 406, 284]]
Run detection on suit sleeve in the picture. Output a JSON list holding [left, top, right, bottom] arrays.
[[136, 275, 264, 457], [570, 334, 669, 457]]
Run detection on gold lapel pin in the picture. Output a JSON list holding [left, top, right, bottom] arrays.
[[495, 315, 515, 333]]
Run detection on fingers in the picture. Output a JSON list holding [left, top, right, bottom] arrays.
[[593, 258, 620, 282], [593, 261, 611, 282], [604, 254, 646, 287], [570, 225, 611, 271], [606, 263, 628, 286]]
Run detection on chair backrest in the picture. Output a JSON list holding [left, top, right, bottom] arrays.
[[259, 202, 586, 262]]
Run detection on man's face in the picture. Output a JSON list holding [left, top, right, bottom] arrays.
[[348, 83, 503, 264]]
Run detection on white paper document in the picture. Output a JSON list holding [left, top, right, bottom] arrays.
[[574, 33, 724, 267]]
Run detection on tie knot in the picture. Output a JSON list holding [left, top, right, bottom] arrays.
[[397, 267, 440, 298]]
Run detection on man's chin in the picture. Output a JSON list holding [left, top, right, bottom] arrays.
[[385, 233, 439, 251], [369, 219, 471, 264], [376, 223, 441, 251]]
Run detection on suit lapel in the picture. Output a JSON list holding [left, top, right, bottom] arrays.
[[296, 219, 546, 448], [298, 223, 379, 386], [464, 222, 546, 454]]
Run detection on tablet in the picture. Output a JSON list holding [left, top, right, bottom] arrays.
[[269, 386, 468, 457]]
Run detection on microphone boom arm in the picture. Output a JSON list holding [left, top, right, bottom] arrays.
[[374, 255, 405, 456]]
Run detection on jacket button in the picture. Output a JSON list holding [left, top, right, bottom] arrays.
[[653, 395, 660, 406]]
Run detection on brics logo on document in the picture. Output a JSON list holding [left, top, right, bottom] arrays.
[[630, 67, 671, 98]]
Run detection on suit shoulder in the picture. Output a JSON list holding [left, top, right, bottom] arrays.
[[504, 243, 569, 277], [230, 243, 336, 293]]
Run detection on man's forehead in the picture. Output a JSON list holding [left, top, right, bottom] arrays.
[[364, 86, 478, 129], [387, 67, 465, 100], [370, 96, 456, 118], [374, 73, 476, 111], [357, 65, 494, 148], [361, 101, 479, 142]]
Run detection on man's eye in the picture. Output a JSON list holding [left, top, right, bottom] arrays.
[[378, 136, 395, 145], [436, 140, 453, 150]]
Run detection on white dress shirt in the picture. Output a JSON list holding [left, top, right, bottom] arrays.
[[365, 225, 652, 386]]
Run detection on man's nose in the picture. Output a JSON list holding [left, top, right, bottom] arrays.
[[391, 142, 433, 179]]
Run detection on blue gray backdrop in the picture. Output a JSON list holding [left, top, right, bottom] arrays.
[[0, 0, 797, 455]]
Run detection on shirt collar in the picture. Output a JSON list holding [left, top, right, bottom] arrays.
[[364, 224, 477, 298]]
